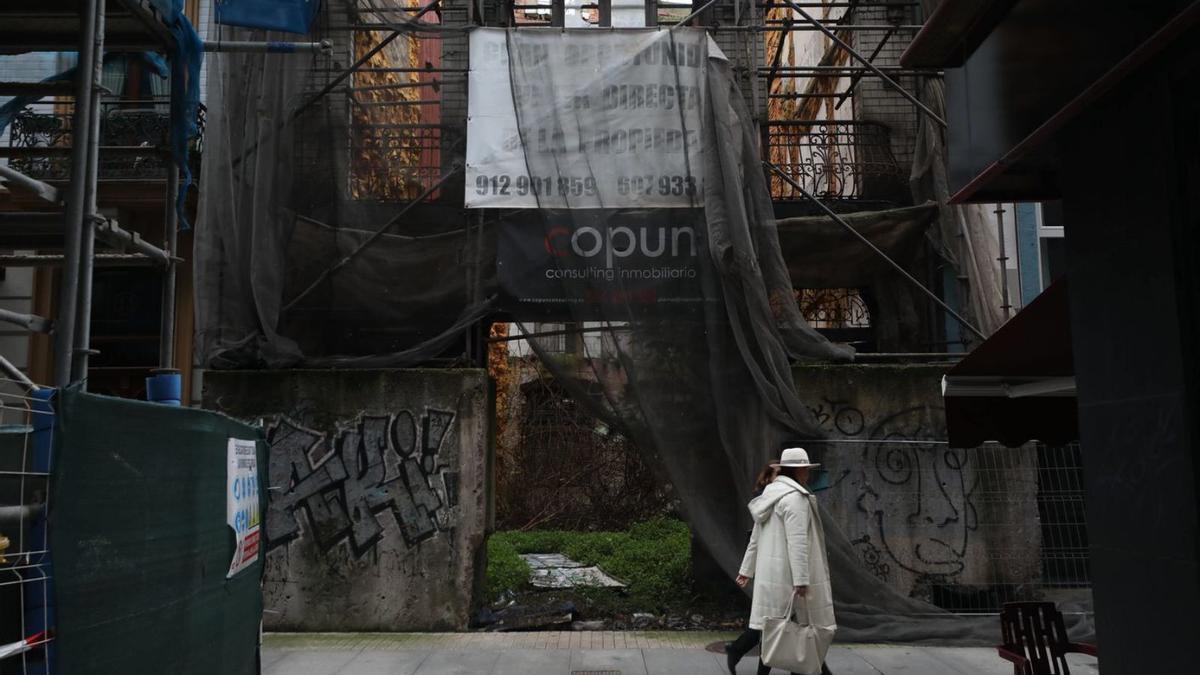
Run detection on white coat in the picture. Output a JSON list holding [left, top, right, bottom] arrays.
[[738, 475, 836, 633]]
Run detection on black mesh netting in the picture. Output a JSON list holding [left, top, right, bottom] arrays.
[[496, 26, 1090, 644], [197, 3, 494, 368], [196, 6, 1092, 644]]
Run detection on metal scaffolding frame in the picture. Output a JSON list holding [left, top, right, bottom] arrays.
[[274, 0, 949, 363], [0, 1, 332, 391], [0, 0, 180, 390]]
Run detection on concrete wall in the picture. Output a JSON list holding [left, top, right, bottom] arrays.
[[793, 364, 1042, 603], [203, 369, 491, 631]]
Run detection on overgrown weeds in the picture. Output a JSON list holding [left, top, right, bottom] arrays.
[[485, 518, 691, 611]]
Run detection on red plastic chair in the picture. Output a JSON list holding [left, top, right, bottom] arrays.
[[998, 602, 1098, 675]]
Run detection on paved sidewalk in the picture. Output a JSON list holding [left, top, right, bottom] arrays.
[[262, 632, 1101, 674]]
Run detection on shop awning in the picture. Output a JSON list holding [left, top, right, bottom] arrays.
[[902, 0, 1200, 204], [942, 277, 1077, 447]]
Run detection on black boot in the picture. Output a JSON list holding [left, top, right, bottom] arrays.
[[726, 628, 761, 674]]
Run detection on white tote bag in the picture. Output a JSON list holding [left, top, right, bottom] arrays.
[[761, 593, 832, 675]]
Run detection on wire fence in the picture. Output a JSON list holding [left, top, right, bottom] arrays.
[[0, 378, 54, 673], [809, 439, 1091, 614], [490, 357, 1095, 616]]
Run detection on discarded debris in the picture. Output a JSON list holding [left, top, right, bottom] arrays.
[[485, 601, 577, 632], [631, 612, 659, 629], [521, 553, 627, 589]]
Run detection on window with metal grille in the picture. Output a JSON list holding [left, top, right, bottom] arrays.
[[797, 287, 871, 329], [350, 0, 446, 201]]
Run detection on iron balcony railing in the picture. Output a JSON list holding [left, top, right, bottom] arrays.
[[6, 98, 204, 181], [765, 120, 906, 202]]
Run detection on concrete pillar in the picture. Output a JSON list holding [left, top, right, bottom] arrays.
[[1058, 47, 1200, 673]]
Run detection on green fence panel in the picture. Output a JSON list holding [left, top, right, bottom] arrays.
[[50, 389, 264, 674]]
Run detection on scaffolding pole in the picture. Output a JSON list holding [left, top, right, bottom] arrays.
[[71, 4, 107, 385], [779, 0, 947, 127], [159, 165, 180, 371], [53, 0, 103, 388], [0, 166, 61, 204], [0, 355, 38, 392], [203, 39, 332, 53], [0, 310, 52, 335]]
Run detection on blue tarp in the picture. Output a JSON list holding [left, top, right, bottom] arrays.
[[168, 16, 204, 229], [215, 0, 322, 35]]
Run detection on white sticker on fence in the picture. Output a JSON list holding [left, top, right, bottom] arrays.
[[226, 438, 261, 578], [465, 28, 713, 209]]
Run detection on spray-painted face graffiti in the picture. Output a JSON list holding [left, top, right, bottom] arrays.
[[856, 409, 978, 578], [858, 443, 976, 576]]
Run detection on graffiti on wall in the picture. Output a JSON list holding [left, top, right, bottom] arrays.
[[810, 398, 979, 583], [265, 408, 458, 557]]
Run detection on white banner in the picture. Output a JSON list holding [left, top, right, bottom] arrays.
[[226, 438, 261, 578], [466, 28, 719, 209]]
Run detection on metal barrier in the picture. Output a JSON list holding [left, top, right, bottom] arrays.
[[0, 380, 54, 673]]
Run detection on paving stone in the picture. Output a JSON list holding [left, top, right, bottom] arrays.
[[493, 648, 573, 675], [570, 649, 650, 675], [853, 646, 970, 675], [260, 648, 288, 671], [921, 645, 1013, 675], [641, 648, 724, 674], [727, 646, 880, 675], [263, 649, 359, 675], [338, 650, 432, 675], [259, 634, 1039, 675], [412, 649, 502, 674], [825, 647, 887, 675]]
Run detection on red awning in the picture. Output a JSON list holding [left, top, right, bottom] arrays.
[[942, 278, 1078, 447]]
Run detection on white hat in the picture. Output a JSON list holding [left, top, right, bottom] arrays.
[[771, 447, 820, 469]]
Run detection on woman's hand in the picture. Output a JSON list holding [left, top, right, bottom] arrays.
[[735, 575, 750, 588], [794, 585, 808, 597]]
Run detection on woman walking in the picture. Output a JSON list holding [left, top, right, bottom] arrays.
[[727, 447, 835, 675]]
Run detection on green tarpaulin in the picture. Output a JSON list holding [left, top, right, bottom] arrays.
[[50, 389, 264, 674]]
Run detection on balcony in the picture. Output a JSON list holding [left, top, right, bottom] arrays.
[[6, 97, 203, 181], [765, 120, 907, 204]]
